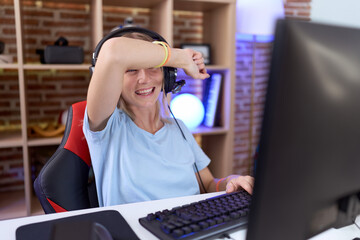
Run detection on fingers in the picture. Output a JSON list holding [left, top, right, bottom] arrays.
[[192, 50, 203, 61], [183, 48, 210, 79], [226, 175, 255, 195], [194, 56, 210, 79], [194, 58, 204, 65], [198, 65, 210, 79]]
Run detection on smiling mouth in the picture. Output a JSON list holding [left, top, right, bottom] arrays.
[[135, 87, 155, 96]]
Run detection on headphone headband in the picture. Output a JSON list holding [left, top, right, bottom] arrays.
[[92, 27, 168, 66]]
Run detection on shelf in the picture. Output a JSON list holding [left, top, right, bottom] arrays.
[[206, 65, 230, 71], [31, 194, 45, 217], [0, 64, 19, 69], [40, 0, 164, 7], [23, 64, 91, 70], [0, 190, 43, 220], [0, 131, 23, 149], [176, 66, 228, 79], [0, 132, 61, 149], [28, 136, 62, 147], [191, 126, 227, 135], [103, 0, 164, 8], [0, 190, 26, 220], [40, 0, 90, 3], [174, 0, 235, 11]]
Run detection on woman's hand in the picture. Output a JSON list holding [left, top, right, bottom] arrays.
[[225, 175, 255, 195], [182, 49, 210, 80]]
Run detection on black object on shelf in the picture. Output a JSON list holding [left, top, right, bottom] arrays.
[[36, 37, 84, 64], [0, 41, 4, 54]]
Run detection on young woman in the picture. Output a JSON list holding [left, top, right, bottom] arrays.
[[83, 29, 254, 207]]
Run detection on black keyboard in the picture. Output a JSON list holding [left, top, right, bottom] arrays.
[[139, 190, 251, 240]]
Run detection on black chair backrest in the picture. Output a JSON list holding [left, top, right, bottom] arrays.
[[34, 101, 99, 213]]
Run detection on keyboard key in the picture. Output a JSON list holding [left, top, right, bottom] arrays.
[[230, 212, 240, 219], [160, 223, 175, 234], [198, 221, 209, 229], [172, 229, 184, 238], [181, 226, 192, 234], [146, 213, 156, 221]]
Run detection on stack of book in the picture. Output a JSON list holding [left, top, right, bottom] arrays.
[[202, 73, 222, 127]]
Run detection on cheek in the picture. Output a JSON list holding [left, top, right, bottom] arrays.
[[122, 76, 134, 91], [156, 74, 164, 86], [121, 77, 134, 101]]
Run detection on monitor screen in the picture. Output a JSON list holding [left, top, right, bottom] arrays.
[[246, 19, 360, 240]]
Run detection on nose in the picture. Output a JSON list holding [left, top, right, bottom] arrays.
[[137, 69, 150, 84]]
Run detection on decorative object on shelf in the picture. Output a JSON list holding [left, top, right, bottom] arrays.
[[36, 37, 84, 64], [110, 17, 138, 32], [203, 73, 222, 128], [28, 122, 65, 138], [0, 40, 14, 64], [170, 93, 205, 130], [180, 43, 211, 65], [0, 41, 4, 54], [237, 0, 284, 174], [0, 124, 21, 132], [59, 109, 69, 126], [122, 16, 137, 28], [0, 55, 13, 64]]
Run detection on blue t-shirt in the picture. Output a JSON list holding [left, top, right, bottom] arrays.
[[83, 107, 210, 207]]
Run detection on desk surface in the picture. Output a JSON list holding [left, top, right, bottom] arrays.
[[0, 192, 359, 240]]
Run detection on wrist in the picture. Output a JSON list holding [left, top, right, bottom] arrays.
[[167, 48, 191, 69], [216, 178, 226, 192]]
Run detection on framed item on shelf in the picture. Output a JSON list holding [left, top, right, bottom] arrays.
[[180, 43, 211, 65]]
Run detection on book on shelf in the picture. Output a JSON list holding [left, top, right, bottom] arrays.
[[203, 73, 222, 127]]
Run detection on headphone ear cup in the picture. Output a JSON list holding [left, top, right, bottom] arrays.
[[163, 67, 175, 94], [89, 66, 94, 78], [163, 67, 171, 94]]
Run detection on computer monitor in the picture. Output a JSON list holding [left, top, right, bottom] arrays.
[[246, 19, 360, 240]]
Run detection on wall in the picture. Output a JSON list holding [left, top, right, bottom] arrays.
[[233, 0, 312, 175], [311, 0, 360, 29], [0, 0, 316, 189], [0, 0, 203, 191]]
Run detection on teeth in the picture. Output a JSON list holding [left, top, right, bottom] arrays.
[[136, 88, 153, 95]]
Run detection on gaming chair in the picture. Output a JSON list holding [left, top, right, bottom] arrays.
[[34, 101, 99, 213]]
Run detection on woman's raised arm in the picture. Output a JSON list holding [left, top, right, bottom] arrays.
[[87, 37, 209, 131]]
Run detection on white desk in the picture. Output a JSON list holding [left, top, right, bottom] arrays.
[[0, 192, 359, 240]]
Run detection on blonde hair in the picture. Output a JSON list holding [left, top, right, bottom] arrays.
[[118, 32, 170, 123]]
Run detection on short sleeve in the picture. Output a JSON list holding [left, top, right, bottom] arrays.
[[83, 106, 121, 144]]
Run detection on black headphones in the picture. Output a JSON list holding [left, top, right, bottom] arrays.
[[90, 27, 185, 95]]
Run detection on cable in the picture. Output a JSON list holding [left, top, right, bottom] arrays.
[[221, 233, 236, 240], [167, 105, 208, 194], [354, 219, 360, 230], [168, 105, 186, 140], [194, 161, 208, 194]]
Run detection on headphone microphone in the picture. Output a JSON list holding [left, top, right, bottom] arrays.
[[89, 27, 185, 95]]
